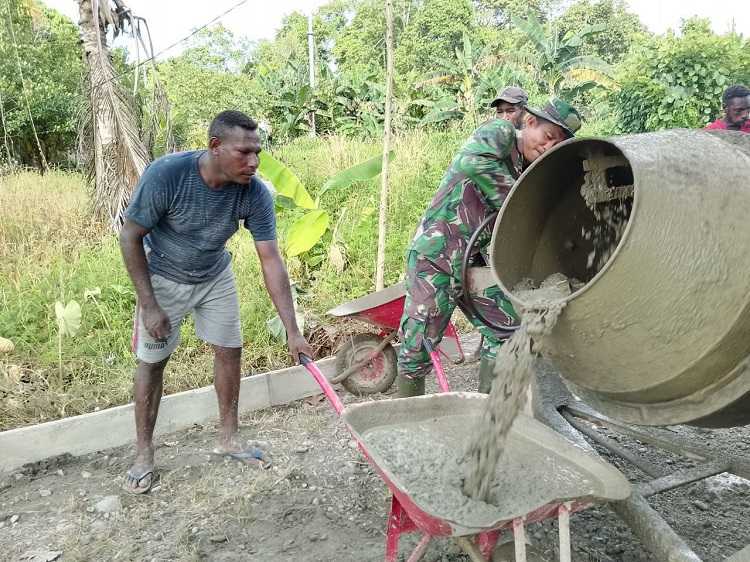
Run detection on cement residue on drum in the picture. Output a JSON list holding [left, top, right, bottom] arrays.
[[362, 414, 597, 528], [462, 273, 571, 501]]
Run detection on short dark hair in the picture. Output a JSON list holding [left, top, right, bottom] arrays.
[[722, 84, 750, 107], [208, 110, 258, 141]]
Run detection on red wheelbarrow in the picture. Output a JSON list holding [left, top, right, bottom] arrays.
[[327, 281, 465, 395], [300, 354, 630, 562]]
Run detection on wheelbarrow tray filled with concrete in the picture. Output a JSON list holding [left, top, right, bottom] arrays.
[[343, 392, 630, 536]]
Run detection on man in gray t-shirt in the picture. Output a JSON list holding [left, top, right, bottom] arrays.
[[119, 110, 312, 494]]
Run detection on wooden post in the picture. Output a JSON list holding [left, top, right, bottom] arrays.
[[0, 90, 13, 165], [307, 12, 316, 136], [376, 0, 395, 291]]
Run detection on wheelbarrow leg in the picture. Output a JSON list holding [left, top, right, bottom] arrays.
[[424, 340, 450, 392], [476, 530, 501, 558], [385, 496, 402, 562], [385, 495, 419, 562], [558, 503, 571, 562], [513, 518, 527, 562], [406, 535, 432, 562]]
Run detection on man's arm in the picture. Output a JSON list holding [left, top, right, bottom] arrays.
[[119, 219, 171, 340], [255, 239, 313, 363]]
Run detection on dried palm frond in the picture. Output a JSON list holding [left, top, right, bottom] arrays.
[[131, 16, 175, 154], [78, 0, 149, 231]]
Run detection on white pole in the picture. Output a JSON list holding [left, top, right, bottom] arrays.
[[375, 0, 394, 291], [307, 12, 316, 136]]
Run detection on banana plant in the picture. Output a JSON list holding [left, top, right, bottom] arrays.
[[257, 151, 394, 259], [54, 300, 81, 377], [510, 13, 614, 98], [416, 33, 534, 126], [258, 152, 394, 343]]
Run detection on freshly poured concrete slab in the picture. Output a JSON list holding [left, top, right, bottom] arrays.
[[343, 392, 630, 535], [0, 356, 338, 473]]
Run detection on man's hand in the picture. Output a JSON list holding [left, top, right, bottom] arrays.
[[287, 332, 313, 364], [141, 302, 171, 341]]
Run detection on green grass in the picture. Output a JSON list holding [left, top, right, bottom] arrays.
[[0, 127, 472, 429]]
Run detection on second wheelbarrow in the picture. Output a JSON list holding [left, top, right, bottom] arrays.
[[327, 281, 465, 395]]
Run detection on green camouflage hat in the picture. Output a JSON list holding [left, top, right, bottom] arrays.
[[526, 98, 582, 138]]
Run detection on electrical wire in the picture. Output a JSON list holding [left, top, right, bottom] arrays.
[[88, 0, 249, 93]]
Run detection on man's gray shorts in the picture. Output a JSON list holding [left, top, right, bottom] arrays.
[[132, 265, 242, 363]]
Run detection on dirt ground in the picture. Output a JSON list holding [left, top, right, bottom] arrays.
[[1, 334, 749, 562]]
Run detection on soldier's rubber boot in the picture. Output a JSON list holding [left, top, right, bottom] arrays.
[[397, 375, 425, 398], [477, 356, 497, 394]]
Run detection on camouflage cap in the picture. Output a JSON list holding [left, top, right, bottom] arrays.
[[526, 98, 582, 138], [490, 86, 529, 107]]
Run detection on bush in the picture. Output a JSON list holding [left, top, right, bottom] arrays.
[[615, 22, 750, 133]]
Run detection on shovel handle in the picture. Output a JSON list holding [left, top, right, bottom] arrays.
[[299, 353, 344, 415]]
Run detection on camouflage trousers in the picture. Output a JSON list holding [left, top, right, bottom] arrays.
[[397, 250, 518, 379]]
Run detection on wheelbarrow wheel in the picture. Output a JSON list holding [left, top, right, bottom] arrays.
[[335, 334, 398, 396]]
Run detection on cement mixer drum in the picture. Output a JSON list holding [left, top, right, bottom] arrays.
[[490, 130, 750, 428]]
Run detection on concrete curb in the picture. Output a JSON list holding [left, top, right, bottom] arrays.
[[0, 356, 338, 474]]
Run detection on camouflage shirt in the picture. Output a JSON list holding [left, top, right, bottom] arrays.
[[409, 119, 522, 275]]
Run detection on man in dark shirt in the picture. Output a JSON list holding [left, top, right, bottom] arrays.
[[705, 84, 750, 133], [119, 110, 312, 493]]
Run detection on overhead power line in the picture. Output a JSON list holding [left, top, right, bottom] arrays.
[[88, 0, 249, 93]]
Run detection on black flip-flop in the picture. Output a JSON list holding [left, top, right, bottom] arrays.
[[123, 468, 155, 494]]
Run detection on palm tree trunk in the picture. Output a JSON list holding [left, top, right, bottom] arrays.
[[78, 0, 149, 231]]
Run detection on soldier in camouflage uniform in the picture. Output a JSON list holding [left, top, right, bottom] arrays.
[[398, 99, 582, 396]]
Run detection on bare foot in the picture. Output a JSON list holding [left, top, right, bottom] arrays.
[[214, 432, 243, 455]]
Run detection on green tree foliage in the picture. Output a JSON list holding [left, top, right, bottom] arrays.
[[416, 33, 540, 126], [615, 19, 750, 132], [332, 0, 416, 79], [473, 0, 562, 27], [156, 26, 263, 148], [0, 1, 83, 167], [556, 0, 647, 64], [332, 0, 388, 79], [396, 0, 475, 76], [8, 0, 747, 164]]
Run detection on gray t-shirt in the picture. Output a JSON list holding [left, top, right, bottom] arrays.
[[125, 150, 276, 284]]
